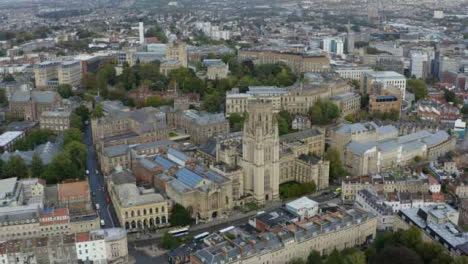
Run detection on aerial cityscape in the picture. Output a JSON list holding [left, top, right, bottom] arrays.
[[0, 0, 467, 263]]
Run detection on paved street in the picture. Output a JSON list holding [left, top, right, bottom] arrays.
[[84, 124, 119, 229]]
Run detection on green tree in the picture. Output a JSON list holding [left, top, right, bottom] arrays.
[[64, 128, 83, 147], [57, 84, 73, 98], [70, 113, 83, 131], [277, 114, 290, 135], [0, 89, 7, 107], [407, 79, 428, 101], [161, 232, 178, 249], [308, 104, 324, 125], [91, 103, 104, 118], [2, 73, 15, 82], [461, 105, 468, 115], [202, 92, 224, 113], [228, 113, 246, 132], [360, 93, 369, 108], [45, 152, 82, 183], [63, 141, 87, 173], [308, 100, 339, 125], [146, 96, 164, 107], [307, 250, 323, 264], [169, 203, 194, 227], [373, 246, 423, 264], [4, 155, 28, 178], [344, 114, 355, 123], [324, 148, 347, 182], [30, 152, 44, 178], [325, 249, 344, 264], [13, 129, 55, 151], [74, 105, 90, 123], [344, 251, 366, 264], [454, 257, 468, 264]]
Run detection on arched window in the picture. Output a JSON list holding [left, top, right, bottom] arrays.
[[131, 211, 134, 217], [143, 209, 147, 215], [149, 208, 153, 214], [161, 206, 165, 213]]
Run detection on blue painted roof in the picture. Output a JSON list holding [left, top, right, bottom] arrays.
[[194, 165, 228, 184], [175, 167, 203, 188], [168, 148, 189, 162], [169, 179, 191, 193], [154, 156, 176, 170]]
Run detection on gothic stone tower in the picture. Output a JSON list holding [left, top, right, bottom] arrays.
[[242, 99, 280, 204]]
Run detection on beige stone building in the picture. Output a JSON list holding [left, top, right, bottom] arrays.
[[330, 122, 455, 177], [108, 170, 170, 231], [204, 60, 229, 80], [34, 60, 82, 90], [242, 100, 280, 204], [9, 90, 62, 121], [199, 101, 329, 207], [166, 42, 188, 67], [91, 107, 169, 158], [226, 73, 353, 117], [100, 145, 131, 175], [368, 85, 402, 117], [238, 50, 331, 73], [331, 92, 361, 116], [40, 109, 71, 132], [341, 173, 431, 201], [174, 110, 229, 145], [190, 208, 377, 264]]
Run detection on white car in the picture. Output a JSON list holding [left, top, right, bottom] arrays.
[[95, 169, 99, 174], [85, 170, 89, 175], [100, 220, 105, 226]]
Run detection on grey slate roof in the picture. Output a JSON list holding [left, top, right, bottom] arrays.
[[10, 91, 30, 102], [104, 145, 129, 157], [10, 91, 58, 103], [280, 128, 322, 143], [347, 141, 376, 156], [32, 91, 58, 103]]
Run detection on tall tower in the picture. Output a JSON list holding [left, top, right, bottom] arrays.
[[139, 22, 145, 44], [242, 100, 280, 204]]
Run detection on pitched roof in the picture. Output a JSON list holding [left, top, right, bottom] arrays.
[[175, 167, 203, 188], [32, 91, 58, 103]]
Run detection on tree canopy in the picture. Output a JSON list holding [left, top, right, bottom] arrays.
[[57, 84, 73, 98], [407, 79, 427, 102], [324, 148, 347, 182], [169, 203, 194, 227], [308, 100, 340, 125], [12, 129, 56, 151]]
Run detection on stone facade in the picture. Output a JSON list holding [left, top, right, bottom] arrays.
[[242, 100, 280, 204], [40, 109, 71, 132], [174, 110, 229, 145], [331, 92, 361, 117], [9, 91, 62, 121], [238, 50, 331, 73], [226, 74, 352, 117], [91, 107, 169, 158], [34, 60, 82, 90], [166, 42, 188, 68], [108, 170, 170, 231]]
